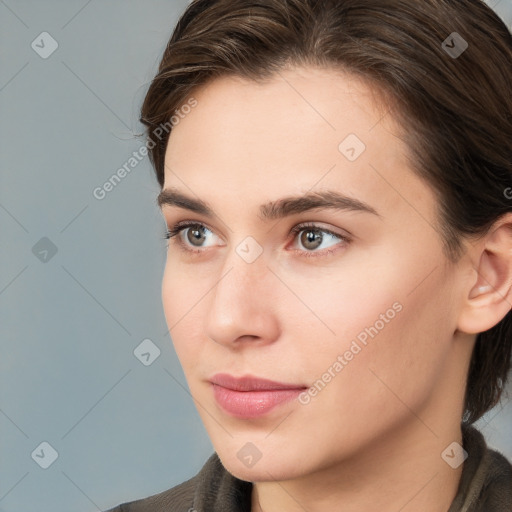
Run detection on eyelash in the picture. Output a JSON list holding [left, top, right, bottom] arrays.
[[163, 221, 351, 259]]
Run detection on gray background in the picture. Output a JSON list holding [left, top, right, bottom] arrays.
[[1, 1, 511, 511]]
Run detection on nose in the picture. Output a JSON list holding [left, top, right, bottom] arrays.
[[204, 246, 280, 349]]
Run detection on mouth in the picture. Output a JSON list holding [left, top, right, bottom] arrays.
[[209, 373, 308, 419]]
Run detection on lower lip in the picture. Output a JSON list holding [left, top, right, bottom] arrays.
[[211, 384, 304, 418]]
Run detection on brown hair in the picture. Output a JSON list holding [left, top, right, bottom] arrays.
[[140, 0, 512, 425]]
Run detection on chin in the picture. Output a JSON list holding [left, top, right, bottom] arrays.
[[216, 447, 309, 483]]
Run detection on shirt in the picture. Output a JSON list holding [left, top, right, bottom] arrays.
[[105, 425, 512, 512]]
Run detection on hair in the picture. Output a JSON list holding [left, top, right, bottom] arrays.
[[140, 0, 512, 425]]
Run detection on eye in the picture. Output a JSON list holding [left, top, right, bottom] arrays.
[[164, 221, 351, 257], [164, 221, 219, 254], [288, 222, 350, 258]]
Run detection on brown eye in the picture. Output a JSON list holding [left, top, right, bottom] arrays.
[[186, 225, 207, 247], [164, 221, 221, 254], [289, 223, 350, 258], [299, 229, 324, 251]]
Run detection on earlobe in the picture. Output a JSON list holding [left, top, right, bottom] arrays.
[[457, 215, 512, 335]]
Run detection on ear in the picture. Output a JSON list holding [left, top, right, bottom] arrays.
[[457, 213, 512, 335]]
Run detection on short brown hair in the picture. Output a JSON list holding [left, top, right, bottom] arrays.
[[140, 0, 512, 425]]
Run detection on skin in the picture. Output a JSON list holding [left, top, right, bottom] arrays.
[[158, 66, 512, 512]]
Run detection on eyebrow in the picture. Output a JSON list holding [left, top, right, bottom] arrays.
[[157, 187, 381, 221]]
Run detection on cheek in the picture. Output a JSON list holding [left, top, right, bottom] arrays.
[[278, 255, 404, 360], [161, 260, 207, 364], [314, 269, 455, 419], [287, 274, 456, 462], [161, 261, 180, 330], [288, 243, 454, 399]]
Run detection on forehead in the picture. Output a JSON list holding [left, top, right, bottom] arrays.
[[162, 65, 434, 226], [166, 66, 400, 159], [175, 67, 391, 141]]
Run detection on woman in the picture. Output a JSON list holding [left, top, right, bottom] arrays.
[[106, 0, 512, 510]]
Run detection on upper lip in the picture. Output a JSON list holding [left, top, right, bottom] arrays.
[[210, 373, 307, 391]]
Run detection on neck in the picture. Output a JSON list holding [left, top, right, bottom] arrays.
[[251, 417, 464, 512]]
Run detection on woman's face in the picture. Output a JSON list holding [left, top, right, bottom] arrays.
[[159, 66, 470, 481]]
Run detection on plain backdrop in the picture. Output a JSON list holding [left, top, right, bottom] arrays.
[[1, 1, 511, 511]]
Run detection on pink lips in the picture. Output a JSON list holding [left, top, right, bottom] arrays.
[[210, 373, 307, 419]]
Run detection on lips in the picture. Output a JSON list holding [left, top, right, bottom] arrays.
[[209, 373, 307, 418], [210, 373, 306, 391]]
